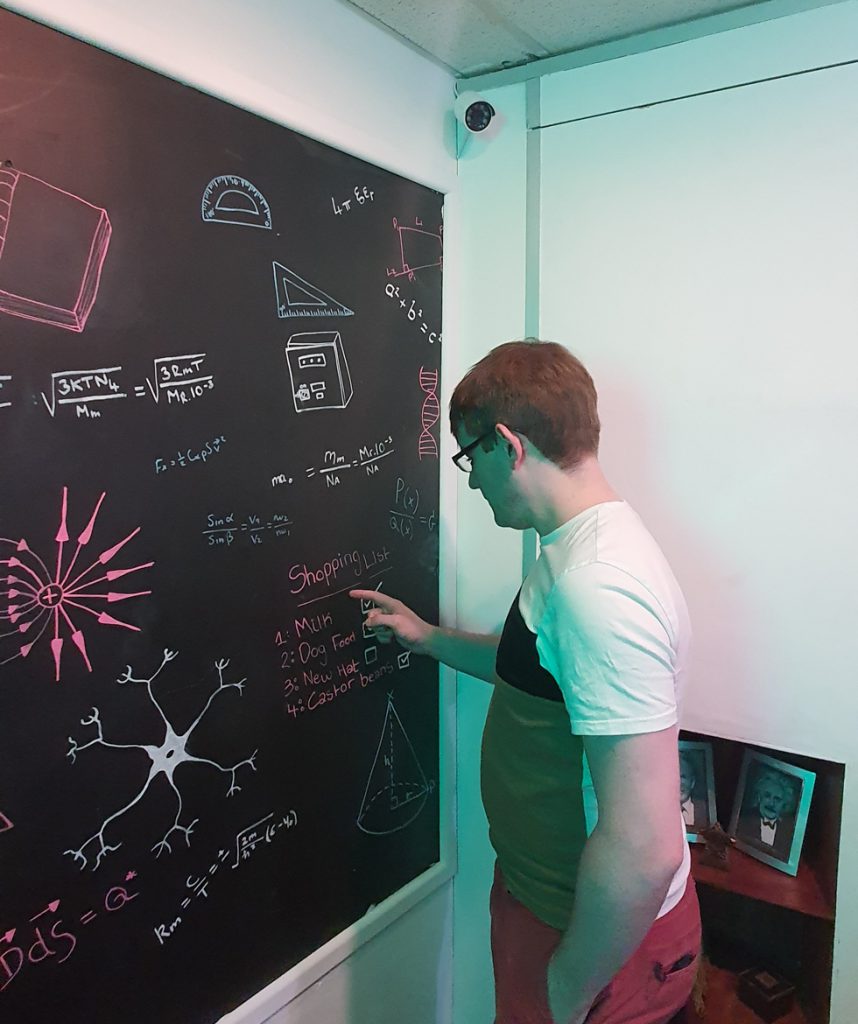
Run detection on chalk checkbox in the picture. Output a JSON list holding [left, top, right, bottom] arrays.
[[397, 651, 411, 670], [364, 646, 378, 665]]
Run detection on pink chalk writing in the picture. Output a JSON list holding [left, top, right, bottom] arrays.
[[0, 876, 139, 993]]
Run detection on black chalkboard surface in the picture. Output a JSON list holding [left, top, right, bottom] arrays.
[[0, 8, 443, 1022]]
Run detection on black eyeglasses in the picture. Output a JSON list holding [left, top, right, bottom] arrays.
[[452, 430, 495, 473]]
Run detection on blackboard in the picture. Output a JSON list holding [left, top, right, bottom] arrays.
[[0, 8, 444, 1022]]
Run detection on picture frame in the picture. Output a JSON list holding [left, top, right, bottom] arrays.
[[678, 740, 718, 842], [728, 748, 816, 876]]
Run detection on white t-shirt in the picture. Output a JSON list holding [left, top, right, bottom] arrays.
[[527, 500, 692, 919]]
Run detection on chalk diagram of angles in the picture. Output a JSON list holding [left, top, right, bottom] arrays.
[[201, 175, 272, 229], [65, 648, 257, 871], [386, 217, 442, 281], [286, 331, 353, 413], [357, 692, 434, 835], [273, 261, 354, 319], [1, 487, 153, 682], [0, 167, 112, 332]]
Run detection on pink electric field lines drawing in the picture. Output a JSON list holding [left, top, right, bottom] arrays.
[[1, 487, 152, 681], [0, 167, 112, 332], [386, 217, 443, 281]]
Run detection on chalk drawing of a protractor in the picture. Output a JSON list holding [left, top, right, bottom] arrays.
[[201, 175, 272, 229], [357, 694, 433, 835]]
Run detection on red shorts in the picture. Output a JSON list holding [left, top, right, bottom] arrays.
[[490, 862, 701, 1024]]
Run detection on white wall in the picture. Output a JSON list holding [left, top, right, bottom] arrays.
[[452, 84, 531, 1024], [2, 1, 457, 1022], [456, 4, 858, 1023]]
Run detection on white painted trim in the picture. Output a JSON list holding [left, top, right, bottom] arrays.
[[0, 0, 456, 194], [218, 860, 455, 1023]]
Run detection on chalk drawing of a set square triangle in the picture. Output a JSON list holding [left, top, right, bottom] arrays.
[[357, 692, 433, 835], [273, 262, 353, 319]]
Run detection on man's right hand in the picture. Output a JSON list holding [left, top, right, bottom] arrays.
[[350, 589, 435, 655]]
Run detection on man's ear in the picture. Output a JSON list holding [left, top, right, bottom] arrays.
[[496, 424, 525, 468]]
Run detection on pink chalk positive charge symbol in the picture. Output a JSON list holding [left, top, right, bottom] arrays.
[[1, 487, 153, 681]]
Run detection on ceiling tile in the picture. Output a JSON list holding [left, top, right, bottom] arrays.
[[506, 0, 771, 54], [345, 0, 551, 74], [344, 0, 780, 76]]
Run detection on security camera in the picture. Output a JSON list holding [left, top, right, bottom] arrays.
[[454, 91, 496, 133]]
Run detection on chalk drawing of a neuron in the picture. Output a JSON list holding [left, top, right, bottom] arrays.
[[65, 649, 257, 871], [0, 487, 152, 682], [273, 261, 354, 318], [357, 692, 434, 836], [418, 366, 439, 460], [201, 175, 272, 230], [386, 217, 443, 282], [0, 167, 112, 332]]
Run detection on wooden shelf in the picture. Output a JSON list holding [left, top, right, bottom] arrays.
[[700, 963, 809, 1024], [691, 845, 834, 922]]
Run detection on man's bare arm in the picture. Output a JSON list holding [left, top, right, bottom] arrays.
[[547, 726, 687, 1023], [350, 588, 501, 685]]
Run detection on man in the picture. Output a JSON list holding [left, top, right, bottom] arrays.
[[736, 767, 798, 863], [352, 340, 700, 1024]]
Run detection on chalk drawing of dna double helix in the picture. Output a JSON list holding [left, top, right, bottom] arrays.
[[418, 367, 439, 460]]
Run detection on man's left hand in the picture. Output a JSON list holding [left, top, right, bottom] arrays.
[[546, 957, 593, 1024]]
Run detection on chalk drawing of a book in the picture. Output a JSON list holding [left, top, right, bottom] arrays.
[[285, 331, 353, 413], [0, 168, 112, 332]]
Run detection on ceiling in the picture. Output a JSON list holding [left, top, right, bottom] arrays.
[[342, 0, 774, 77]]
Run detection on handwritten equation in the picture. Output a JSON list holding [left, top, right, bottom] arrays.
[[38, 354, 215, 418], [154, 810, 298, 946], [331, 184, 375, 215], [0, 873, 139, 993], [384, 283, 440, 344], [304, 434, 394, 488], [203, 512, 293, 547], [389, 477, 437, 540], [155, 435, 227, 475]]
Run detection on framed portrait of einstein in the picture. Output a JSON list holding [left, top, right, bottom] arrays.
[[678, 740, 717, 843], [728, 749, 816, 876]]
